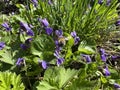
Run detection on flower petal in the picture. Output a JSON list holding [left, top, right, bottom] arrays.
[[104, 66, 110, 76], [0, 42, 5, 50], [16, 58, 24, 66], [42, 61, 47, 69], [45, 27, 53, 35], [31, 0, 38, 7], [57, 58, 64, 66], [55, 30, 63, 37], [41, 18, 49, 27], [1, 22, 11, 31], [71, 31, 77, 38], [114, 83, 120, 88]]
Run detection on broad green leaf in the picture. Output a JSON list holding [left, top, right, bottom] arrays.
[[35, 67, 78, 89], [31, 34, 55, 61], [78, 41, 95, 54], [65, 77, 98, 90], [0, 50, 14, 65], [36, 81, 58, 90], [0, 72, 25, 90]]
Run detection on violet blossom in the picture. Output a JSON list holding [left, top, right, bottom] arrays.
[[1, 22, 11, 31], [0, 42, 5, 50], [16, 58, 24, 66], [71, 31, 80, 45], [38, 60, 48, 69]]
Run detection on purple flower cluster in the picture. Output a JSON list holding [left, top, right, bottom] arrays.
[[54, 50, 64, 66], [52, 30, 66, 66], [99, 48, 106, 62], [99, 48, 110, 76], [39, 18, 53, 35], [71, 31, 80, 45], [20, 22, 34, 36]]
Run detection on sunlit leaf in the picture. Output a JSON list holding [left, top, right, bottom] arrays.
[[0, 72, 25, 90], [35, 67, 78, 89]]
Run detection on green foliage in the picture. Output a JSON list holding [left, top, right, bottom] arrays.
[[0, 0, 120, 89], [78, 41, 96, 54], [35, 0, 118, 41], [31, 34, 55, 61], [0, 71, 25, 90], [35, 67, 78, 90], [65, 77, 98, 90]]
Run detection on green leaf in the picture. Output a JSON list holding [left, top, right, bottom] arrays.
[[78, 41, 95, 54], [117, 46, 120, 50], [65, 77, 98, 90], [100, 76, 107, 84], [31, 34, 55, 61], [64, 32, 74, 48], [35, 67, 78, 89], [36, 81, 58, 90], [0, 50, 14, 65], [13, 15, 26, 22], [0, 72, 25, 90]]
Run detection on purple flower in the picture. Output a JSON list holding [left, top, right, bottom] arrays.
[[54, 50, 64, 66], [20, 38, 32, 50], [0, 42, 5, 50], [111, 55, 120, 60], [82, 54, 92, 63], [71, 31, 80, 45], [71, 31, 77, 38], [55, 30, 63, 37], [41, 18, 49, 27], [16, 58, 24, 66], [101, 54, 106, 62], [98, 0, 103, 5], [54, 50, 60, 58], [20, 22, 34, 36], [103, 66, 110, 76], [42, 61, 47, 69], [20, 44, 28, 50], [114, 83, 120, 88], [25, 38, 33, 44], [115, 20, 120, 26], [45, 27, 53, 35], [57, 58, 64, 66], [26, 30, 34, 36], [20, 22, 30, 30], [100, 48, 105, 55], [99, 48, 106, 62], [38, 60, 48, 69], [31, 0, 38, 7], [48, 0, 52, 5], [74, 36, 80, 45], [1, 22, 11, 31], [106, 0, 111, 6]]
